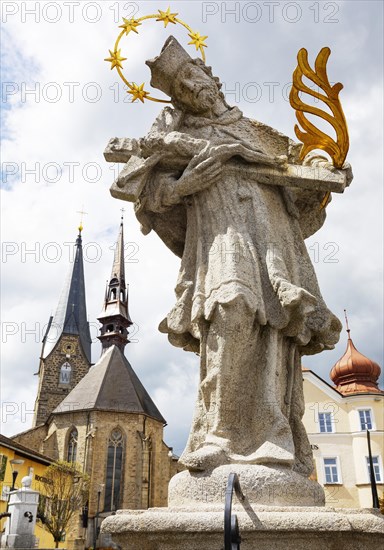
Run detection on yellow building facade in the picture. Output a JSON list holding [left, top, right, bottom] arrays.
[[0, 434, 65, 549], [302, 330, 383, 509]]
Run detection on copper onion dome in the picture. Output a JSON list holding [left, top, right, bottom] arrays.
[[330, 312, 383, 395]]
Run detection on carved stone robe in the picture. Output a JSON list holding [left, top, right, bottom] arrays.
[[128, 105, 341, 473]]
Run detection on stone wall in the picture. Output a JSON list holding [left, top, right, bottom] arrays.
[[11, 424, 48, 454], [34, 335, 91, 426]]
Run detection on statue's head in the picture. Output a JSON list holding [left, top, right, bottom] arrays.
[[146, 36, 223, 113]]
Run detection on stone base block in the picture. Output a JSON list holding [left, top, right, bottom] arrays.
[[1, 534, 37, 549], [101, 506, 384, 550], [169, 465, 325, 506]]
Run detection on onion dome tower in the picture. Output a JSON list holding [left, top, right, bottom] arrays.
[[330, 311, 383, 395]]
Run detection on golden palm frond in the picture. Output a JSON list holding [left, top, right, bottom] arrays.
[[290, 47, 349, 169]]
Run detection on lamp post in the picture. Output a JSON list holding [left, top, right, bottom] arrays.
[[366, 429, 380, 509], [92, 484, 104, 550], [6, 459, 25, 512]]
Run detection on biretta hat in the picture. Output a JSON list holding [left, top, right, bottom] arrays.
[[146, 36, 193, 97]]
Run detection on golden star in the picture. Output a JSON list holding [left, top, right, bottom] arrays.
[[119, 17, 141, 35], [188, 31, 208, 51], [104, 49, 127, 70], [128, 83, 149, 103], [156, 7, 178, 27]]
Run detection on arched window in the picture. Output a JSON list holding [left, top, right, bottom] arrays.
[[67, 428, 78, 463], [104, 428, 124, 511], [59, 362, 71, 385]]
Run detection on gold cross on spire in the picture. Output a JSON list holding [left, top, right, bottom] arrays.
[[77, 206, 88, 233]]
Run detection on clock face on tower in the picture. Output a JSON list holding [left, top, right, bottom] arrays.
[[61, 340, 77, 356]]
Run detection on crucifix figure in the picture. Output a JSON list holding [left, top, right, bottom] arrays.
[[104, 36, 352, 475]]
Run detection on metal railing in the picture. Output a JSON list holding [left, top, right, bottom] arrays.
[[224, 473, 245, 550]]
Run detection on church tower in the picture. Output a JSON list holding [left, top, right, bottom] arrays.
[[330, 312, 383, 395], [98, 216, 132, 353], [33, 225, 92, 426]]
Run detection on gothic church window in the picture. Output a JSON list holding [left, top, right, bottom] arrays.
[[67, 428, 78, 463], [59, 362, 72, 385], [104, 428, 124, 511]]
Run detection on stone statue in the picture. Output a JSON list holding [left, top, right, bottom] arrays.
[[105, 37, 352, 477]]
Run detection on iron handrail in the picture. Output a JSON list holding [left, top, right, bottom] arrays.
[[224, 473, 245, 550]]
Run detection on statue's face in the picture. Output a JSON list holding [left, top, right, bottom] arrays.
[[172, 62, 219, 113]]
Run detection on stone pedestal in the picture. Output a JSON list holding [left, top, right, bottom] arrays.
[[101, 465, 384, 550], [1, 485, 39, 549], [101, 505, 384, 550], [168, 465, 325, 507]]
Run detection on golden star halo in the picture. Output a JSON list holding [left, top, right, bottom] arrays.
[[188, 31, 208, 51], [119, 17, 141, 35], [104, 7, 208, 103], [127, 83, 150, 103], [104, 49, 127, 70], [156, 7, 178, 27]]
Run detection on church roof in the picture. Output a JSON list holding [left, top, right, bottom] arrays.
[[0, 434, 52, 465], [42, 230, 92, 363], [52, 345, 166, 424]]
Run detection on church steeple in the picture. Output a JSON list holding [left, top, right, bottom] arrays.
[[33, 225, 92, 426], [98, 217, 132, 353], [41, 226, 92, 363]]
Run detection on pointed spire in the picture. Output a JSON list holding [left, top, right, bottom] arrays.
[[330, 311, 383, 395], [98, 216, 132, 354], [42, 226, 92, 363], [110, 214, 126, 286]]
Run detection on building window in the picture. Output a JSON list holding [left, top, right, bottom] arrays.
[[323, 457, 340, 484], [104, 429, 124, 512], [359, 409, 373, 430], [59, 362, 72, 385], [366, 456, 382, 483], [319, 412, 333, 433], [67, 428, 78, 463]]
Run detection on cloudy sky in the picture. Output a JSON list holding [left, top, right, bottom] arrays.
[[1, 0, 383, 456]]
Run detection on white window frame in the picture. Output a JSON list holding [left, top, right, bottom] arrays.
[[318, 411, 334, 433], [357, 408, 375, 431], [322, 456, 342, 484], [59, 362, 72, 386], [365, 455, 383, 483]]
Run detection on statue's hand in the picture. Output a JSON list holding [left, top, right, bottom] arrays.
[[303, 153, 353, 187], [209, 143, 285, 167], [175, 156, 222, 197], [341, 161, 353, 186]]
